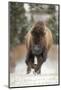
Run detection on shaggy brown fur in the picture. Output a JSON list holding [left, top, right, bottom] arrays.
[[25, 21, 53, 74]]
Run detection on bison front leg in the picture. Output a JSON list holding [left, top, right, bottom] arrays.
[[26, 61, 31, 74], [35, 48, 47, 74], [34, 57, 43, 74], [25, 51, 34, 74]]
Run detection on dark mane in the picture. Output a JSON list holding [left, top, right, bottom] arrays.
[[31, 21, 45, 39], [33, 21, 45, 32]]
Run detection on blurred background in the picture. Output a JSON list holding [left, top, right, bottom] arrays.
[[9, 2, 59, 73]]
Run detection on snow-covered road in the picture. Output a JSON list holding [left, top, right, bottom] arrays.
[[10, 49, 58, 87]]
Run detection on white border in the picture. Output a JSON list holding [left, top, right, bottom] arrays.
[[0, 0, 61, 90]]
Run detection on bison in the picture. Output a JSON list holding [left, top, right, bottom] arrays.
[[25, 21, 53, 74]]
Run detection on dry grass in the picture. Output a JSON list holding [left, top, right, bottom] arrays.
[[9, 44, 27, 72]]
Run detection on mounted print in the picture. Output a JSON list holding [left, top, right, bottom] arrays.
[[8, 2, 60, 88]]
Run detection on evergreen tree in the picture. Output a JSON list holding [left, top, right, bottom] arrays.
[[47, 14, 58, 44], [47, 5, 56, 14], [9, 2, 28, 48]]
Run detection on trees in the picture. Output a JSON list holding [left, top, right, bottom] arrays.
[[47, 15, 58, 44], [9, 2, 28, 48], [47, 5, 58, 44]]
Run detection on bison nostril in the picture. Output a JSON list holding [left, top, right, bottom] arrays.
[[32, 44, 42, 55], [34, 46, 39, 51], [32, 45, 42, 55]]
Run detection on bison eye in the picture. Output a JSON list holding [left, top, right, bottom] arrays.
[[31, 31, 36, 35], [39, 31, 45, 36]]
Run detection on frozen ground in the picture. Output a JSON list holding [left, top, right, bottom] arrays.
[[10, 45, 58, 87]]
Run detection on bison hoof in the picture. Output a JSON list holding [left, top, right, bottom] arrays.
[[37, 70, 41, 74], [33, 71, 37, 75], [27, 67, 31, 74], [33, 69, 41, 75]]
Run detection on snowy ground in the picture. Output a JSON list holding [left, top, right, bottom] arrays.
[[10, 45, 58, 87]]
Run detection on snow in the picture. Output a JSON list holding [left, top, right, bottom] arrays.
[[10, 55, 58, 87]]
